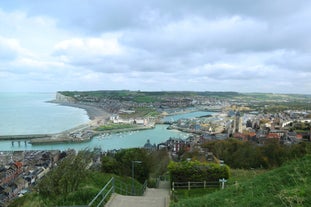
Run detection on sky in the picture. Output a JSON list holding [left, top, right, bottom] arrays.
[[0, 0, 310, 94]]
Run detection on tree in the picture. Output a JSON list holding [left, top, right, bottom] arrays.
[[102, 148, 151, 183], [37, 151, 92, 200]]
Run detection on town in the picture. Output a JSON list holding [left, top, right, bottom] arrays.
[[1, 91, 311, 205]]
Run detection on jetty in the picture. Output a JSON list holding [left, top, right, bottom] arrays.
[[0, 134, 52, 140]]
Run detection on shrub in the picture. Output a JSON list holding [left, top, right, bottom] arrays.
[[168, 160, 230, 182]]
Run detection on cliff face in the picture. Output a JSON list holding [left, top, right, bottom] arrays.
[[55, 92, 77, 103]]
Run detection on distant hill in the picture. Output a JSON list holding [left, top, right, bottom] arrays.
[[59, 90, 311, 102], [171, 155, 311, 207], [57, 90, 311, 112]]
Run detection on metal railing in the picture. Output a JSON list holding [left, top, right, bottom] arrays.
[[88, 177, 115, 207], [59, 177, 148, 207]]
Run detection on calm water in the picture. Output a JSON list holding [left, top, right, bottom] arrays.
[[5, 124, 189, 151], [0, 92, 89, 135], [0, 93, 212, 151]]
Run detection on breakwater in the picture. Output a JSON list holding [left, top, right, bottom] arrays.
[[0, 134, 52, 140]]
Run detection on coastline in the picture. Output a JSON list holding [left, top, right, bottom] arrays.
[[28, 101, 113, 144], [49, 100, 111, 121], [30, 101, 156, 145], [1, 98, 209, 145]]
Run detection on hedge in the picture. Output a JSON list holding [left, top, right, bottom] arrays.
[[168, 160, 230, 182]]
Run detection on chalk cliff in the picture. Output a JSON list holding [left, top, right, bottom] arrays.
[[55, 92, 77, 103]]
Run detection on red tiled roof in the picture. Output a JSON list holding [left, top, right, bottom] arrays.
[[267, 133, 280, 139], [14, 162, 23, 168], [296, 134, 303, 139]]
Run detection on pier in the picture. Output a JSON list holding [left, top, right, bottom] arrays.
[[0, 134, 52, 140]]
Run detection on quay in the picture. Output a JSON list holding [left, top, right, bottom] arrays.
[[0, 134, 52, 147], [0, 134, 52, 140]]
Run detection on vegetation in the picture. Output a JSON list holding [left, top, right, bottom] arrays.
[[203, 139, 310, 169], [101, 148, 170, 186], [37, 151, 92, 200], [119, 107, 160, 119], [95, 123, 135, 131], [101, 148, 150, 183], [288, 121, 311, 132], [171, 155, 311, 207], [168, 160, 230, 182], [9, 150, 144, 207]]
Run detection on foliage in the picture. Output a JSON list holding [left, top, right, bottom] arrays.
[[203, 139, 310, 169], [149, 149, 170, 178], [170, 155, 311, 207], [119, 107, 160, 119], [288, 121, 311, 132], [36, 151, 93, 203], [168, 160, 230, 182], [95, 123, 134, 131], [101, 148, 151, 183]]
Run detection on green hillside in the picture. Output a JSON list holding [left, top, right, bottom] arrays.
[[171, 155, 311, 207]]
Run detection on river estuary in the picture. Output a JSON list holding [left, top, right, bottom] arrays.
[[2, 111, 213, 152]]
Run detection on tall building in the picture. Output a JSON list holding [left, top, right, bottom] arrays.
[[233, 111, 243, 133]]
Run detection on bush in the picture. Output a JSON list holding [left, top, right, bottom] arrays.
[[203, 139, 311, 169], [168, 160, 230, 182]]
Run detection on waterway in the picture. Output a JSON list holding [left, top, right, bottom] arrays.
[[0, 92, 89, 135], [5, 111, 213, 152], [0, 93, 213, 152]]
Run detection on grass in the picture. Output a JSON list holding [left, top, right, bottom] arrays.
[[95, 123, 134, 131], [119, 107, 160, 119], [170, 155, 311, 207], [171, 169, 266, 203]]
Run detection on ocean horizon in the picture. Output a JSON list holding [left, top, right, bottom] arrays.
[[0, 92, 90, 135]]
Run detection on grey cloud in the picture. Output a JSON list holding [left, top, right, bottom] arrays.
[[2, 0, 311, 93], [5, 0, 309, 32]]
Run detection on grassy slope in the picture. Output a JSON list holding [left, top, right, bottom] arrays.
[[171, 155, 311, 207], [9, 172, 143, 207]]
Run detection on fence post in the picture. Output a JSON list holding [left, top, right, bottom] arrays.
[[188, 181, 190, 190], [219, 178, 227, 189], [204, 180, 206, 189], [172, 182, 174, 191]]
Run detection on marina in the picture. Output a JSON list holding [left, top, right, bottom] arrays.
[[0, 124, 190, 152], [0, 92, 213, 152]]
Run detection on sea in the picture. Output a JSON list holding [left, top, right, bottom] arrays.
[[0, 92, 89, 135], [0, 92, 213, 152]]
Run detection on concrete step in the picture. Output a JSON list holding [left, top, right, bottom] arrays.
[[105, 187, 170, 207]]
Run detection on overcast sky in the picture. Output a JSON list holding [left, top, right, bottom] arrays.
[[0, 0, 310, 94]]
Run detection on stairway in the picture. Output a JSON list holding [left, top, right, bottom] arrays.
[[105, 181, 170, 207]]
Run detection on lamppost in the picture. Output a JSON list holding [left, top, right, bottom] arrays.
[[131, 160, 142, 195]]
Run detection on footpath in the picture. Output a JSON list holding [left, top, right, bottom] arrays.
[[105, 181, 170, 207]]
